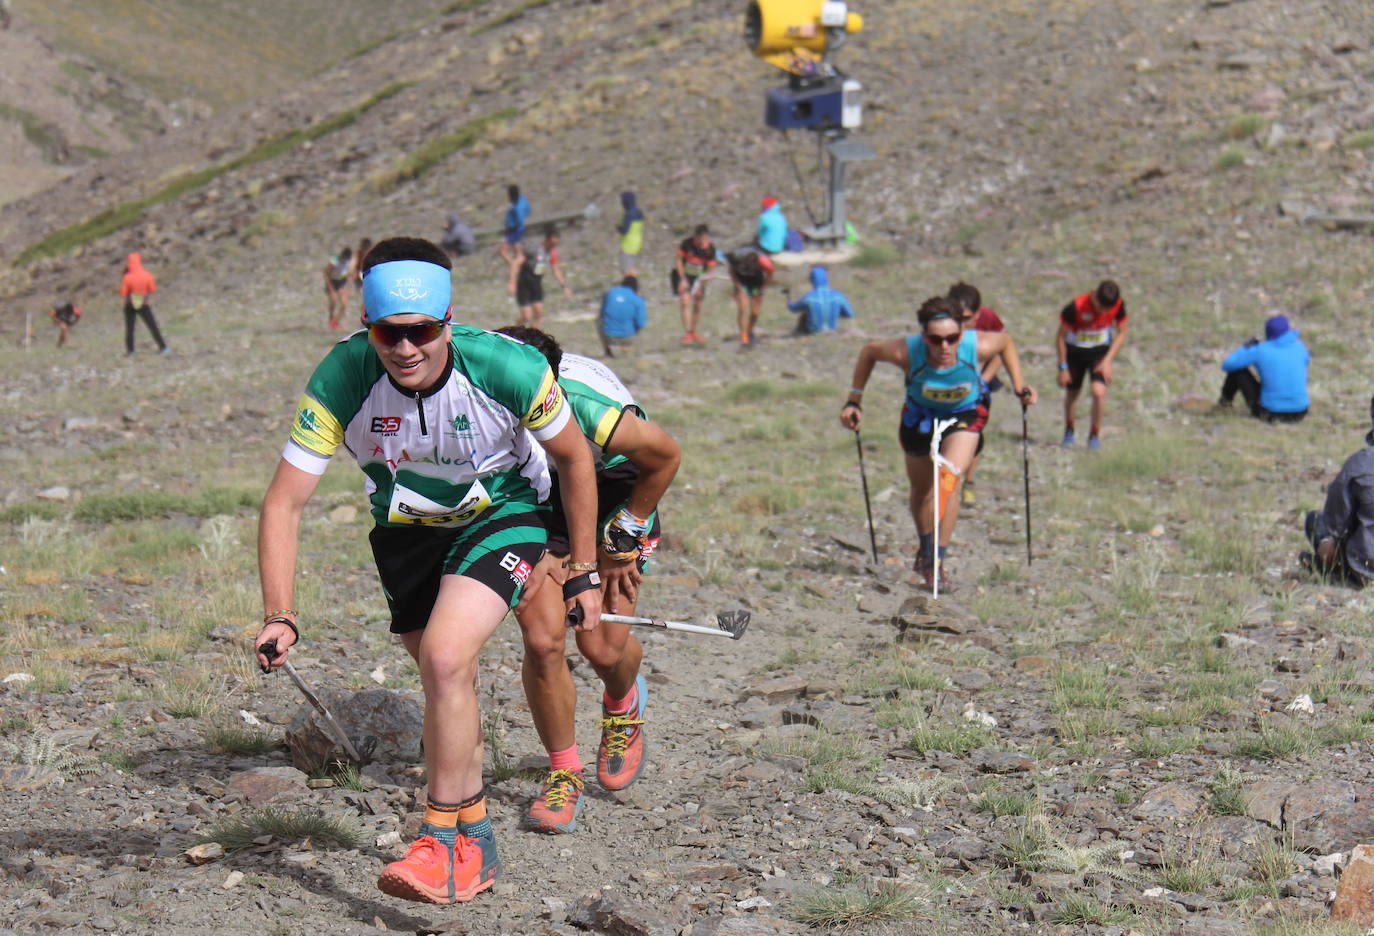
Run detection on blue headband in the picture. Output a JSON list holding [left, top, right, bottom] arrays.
[[362, 260, 452, 323]]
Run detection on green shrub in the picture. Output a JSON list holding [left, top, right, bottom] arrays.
[[201, 806, 364, 852], [0, 502, 66, 523], [1226, 113, 1269, 140], [849, 241, 899, 268], [1215, 147, 1247, 171], [1344, 130, 1374, 150]]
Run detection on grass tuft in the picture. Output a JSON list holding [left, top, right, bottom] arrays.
[[1215, 147, 1247, 171], [907, 716, 993, 755], [1344, 130, 1374, 150], [849, 241, 900, 268], [202, 723, 280, 756], [200, 806, 364, 852], [793, 878, 927, 928], [1226, 113, 1270, 140], [1048, 894, 1135, 926]]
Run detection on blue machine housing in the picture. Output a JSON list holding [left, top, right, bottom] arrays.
[[765, 80, 845, 130]]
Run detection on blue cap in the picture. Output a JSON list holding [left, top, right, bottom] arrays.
[[1265, 314, 1289, 340], [362, 260, 452, 323]]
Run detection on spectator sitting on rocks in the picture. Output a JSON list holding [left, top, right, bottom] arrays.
[[1218, 313, 1309, 422], [598, 276, 646, 357], [441, 213, 476, 258], [786, 265, 853, 335], [1303, 396, 1374, 588]]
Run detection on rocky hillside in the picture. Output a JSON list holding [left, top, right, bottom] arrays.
[[0, 0, 452, 208], [5, 2, 1374, 935], [1, 0, 1372, 319]]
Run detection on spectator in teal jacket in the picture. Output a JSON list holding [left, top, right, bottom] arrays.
[[757, 196, 787, 254]]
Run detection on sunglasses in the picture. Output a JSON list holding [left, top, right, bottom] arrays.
[[923, 332, 961, 347], [369, 318, 449, 347]]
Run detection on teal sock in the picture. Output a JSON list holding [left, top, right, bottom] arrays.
[[420, 820, 457, 846], [459, 817, 492, 839], [919, 532, 934, 558], [937, 546, 948, 560]]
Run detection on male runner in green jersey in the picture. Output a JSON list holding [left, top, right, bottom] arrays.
[[253, 237, 602, 906], [497, 326, 680, 834]]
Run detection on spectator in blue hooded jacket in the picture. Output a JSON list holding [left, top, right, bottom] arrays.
[[499, 184, 530, 266], [757, 196, 788, 254], [786, 266, 853, 335], [599, 276, 647, 357], [1218, 314, 1310, 422]]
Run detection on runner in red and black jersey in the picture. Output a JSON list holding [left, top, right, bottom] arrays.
[[947, 282, 1004, 510], [672, 225, 717, 346], [1056, 279, 1128, 451]]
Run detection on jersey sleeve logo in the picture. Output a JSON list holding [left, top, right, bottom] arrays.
[[290, 395, 344, 457], [522, 371, 565, 431]]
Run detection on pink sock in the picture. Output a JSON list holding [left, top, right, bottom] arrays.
[[548, 744, 582, 773], [603, 685, 637, 713]]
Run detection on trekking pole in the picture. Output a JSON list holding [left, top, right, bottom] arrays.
[[930, 418, 957, 599], [854, 430, 879, 564], [258, 639, 365, 764], [567, 606, 749, 639], [1020, 397, 1033, 565]]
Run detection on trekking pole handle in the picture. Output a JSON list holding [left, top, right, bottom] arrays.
[[258, 639, 278, 675], [566, 605, 585, 629]]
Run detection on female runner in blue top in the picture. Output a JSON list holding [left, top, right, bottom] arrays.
[[840, 296, 1037, 591]]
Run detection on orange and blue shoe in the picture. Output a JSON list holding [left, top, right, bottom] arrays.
[[521, 769, 586, 834], [597, 674, 648, 791], [376, 825, 502, 904]]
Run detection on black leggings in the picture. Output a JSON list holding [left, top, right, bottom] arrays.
[[124, 302, 167, 353], [1220, 369, 1305, 422]]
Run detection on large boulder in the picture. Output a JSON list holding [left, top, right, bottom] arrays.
[[284, 688, 422, 772]]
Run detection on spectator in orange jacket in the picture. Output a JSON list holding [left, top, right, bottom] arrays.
[[120, 252, 169, 355]]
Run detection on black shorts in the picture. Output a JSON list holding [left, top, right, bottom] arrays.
[[734, 275, 765, 297], [669, 270, 700, 296], [516, 274, 544, 307], [1065, 346, 1109, 390], [544, 462, 661, 572], [370, 510, 548, 634], [898, 403, 988, 458], [55, 310, 77, 325]]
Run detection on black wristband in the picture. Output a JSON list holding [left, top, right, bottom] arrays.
[[562, 571, 601, 601], [842, 401, 862, 411], [264, 616, 299, 640]]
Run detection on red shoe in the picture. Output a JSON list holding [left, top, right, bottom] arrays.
[[597, 675, 648, 791], [521, 769, 586, 834], [680, 333, 695, 345], [377, 827, 502, 904], [690, 332, 708, 345]]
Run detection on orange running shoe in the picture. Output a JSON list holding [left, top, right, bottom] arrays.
[[521, 769, 586, 834], [376, 827, 502, 904], [597, 674, 647, 791]]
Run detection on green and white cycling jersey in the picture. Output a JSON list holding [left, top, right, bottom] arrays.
[[283, 326, 570, 528], [557, 352, 646, 471]]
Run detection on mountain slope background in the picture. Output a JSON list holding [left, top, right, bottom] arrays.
[[3, 1, 1374, 934], [0, 0, 452, 206]]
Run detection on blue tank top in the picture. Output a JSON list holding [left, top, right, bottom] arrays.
[[903, 330, 981, 414]]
